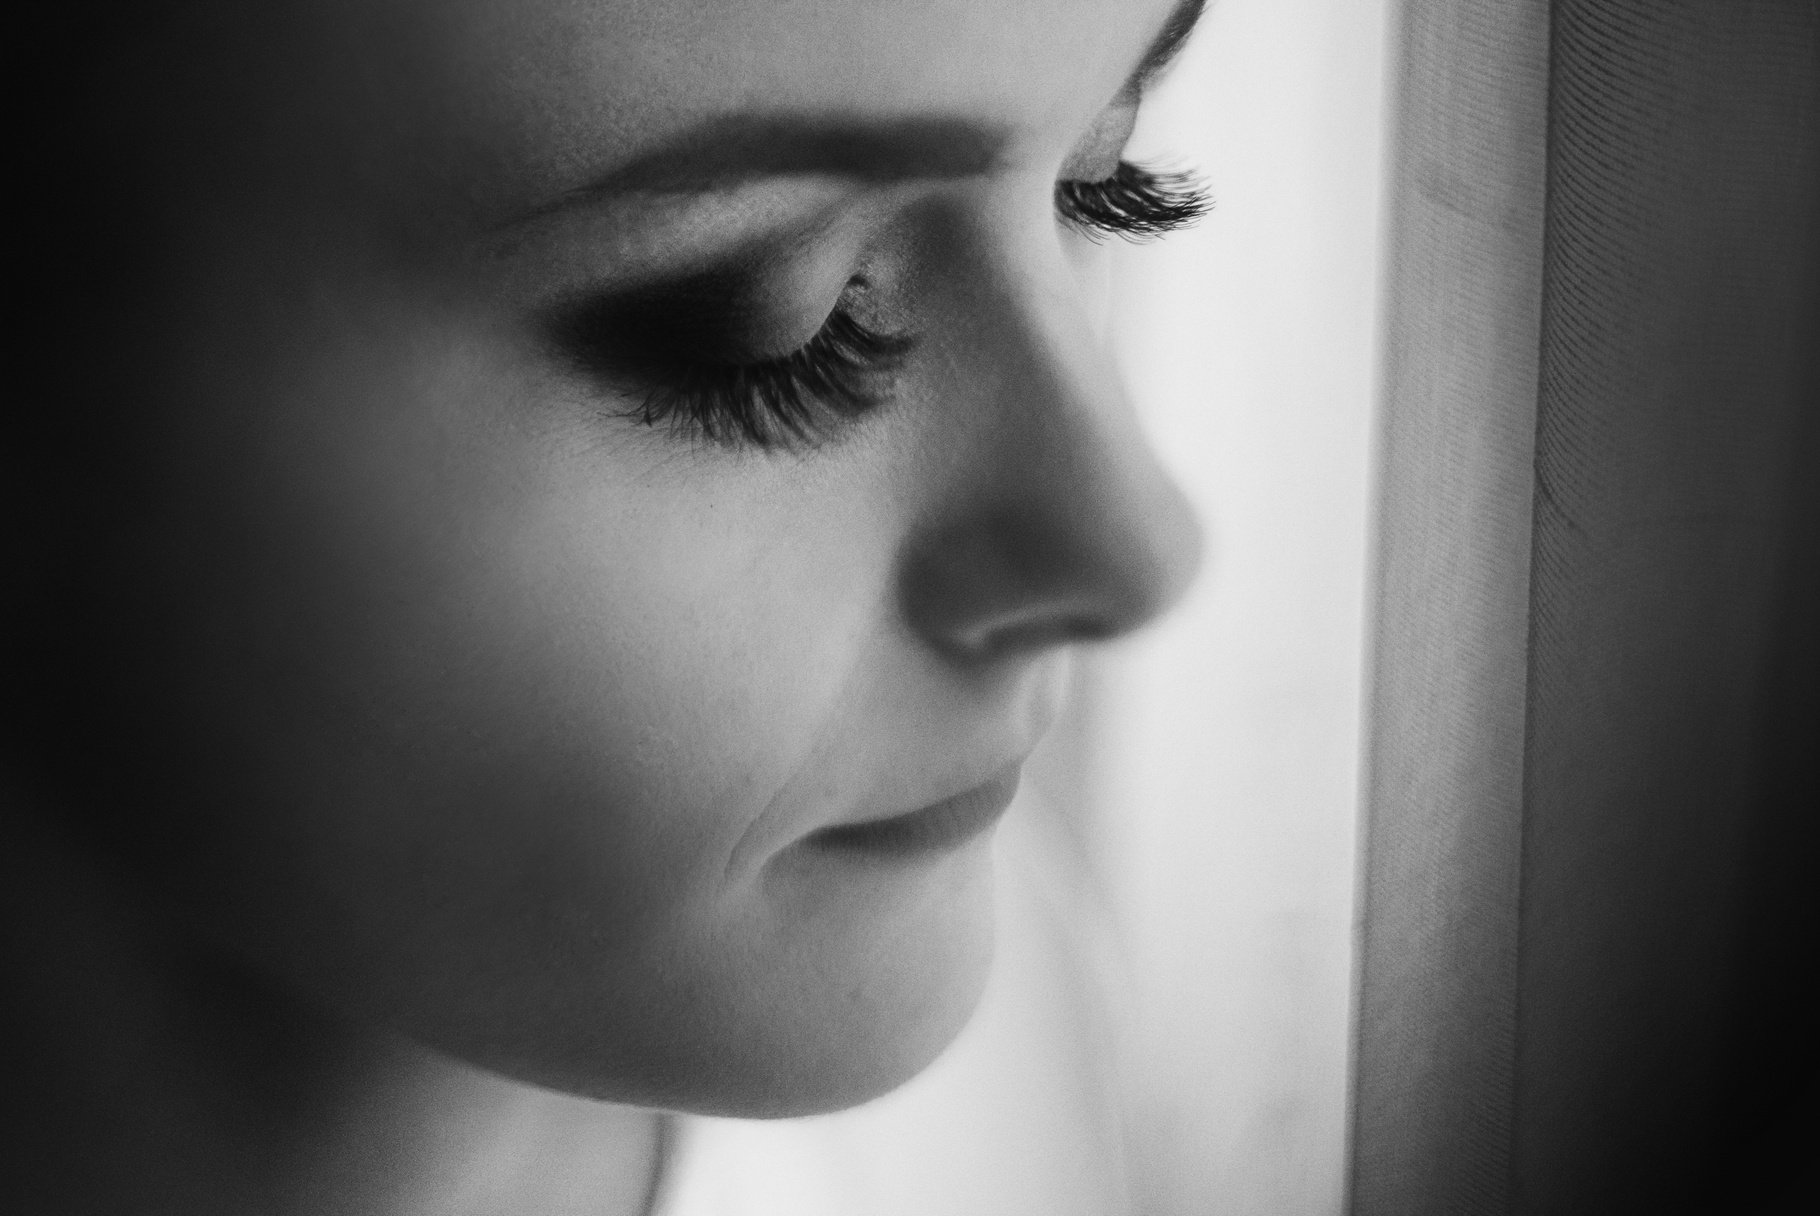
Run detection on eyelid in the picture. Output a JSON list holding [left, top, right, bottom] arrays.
[[1059, 101, 1141, 184], [550, 281, 914, 451], [480, 181, 864, 313], [542, 229, 864, 370]]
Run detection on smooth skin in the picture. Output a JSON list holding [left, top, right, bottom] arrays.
[[3, 0, 1202, 1212]]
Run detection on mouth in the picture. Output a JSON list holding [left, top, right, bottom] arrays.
[[807, 765, 1023, 859]]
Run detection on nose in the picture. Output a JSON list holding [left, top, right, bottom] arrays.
[[898, 262, 1203, 663]]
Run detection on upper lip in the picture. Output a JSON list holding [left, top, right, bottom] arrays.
[[829, 756, 1027, 829], [809, 761, 1025, 854]]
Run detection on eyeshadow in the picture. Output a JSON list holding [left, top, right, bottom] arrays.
[[546, 265, 817, 373]]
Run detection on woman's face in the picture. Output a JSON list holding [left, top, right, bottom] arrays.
[[88, 0, 1201, 1115]]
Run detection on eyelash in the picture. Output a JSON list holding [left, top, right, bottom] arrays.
[[1054, 160, 1212, 242], [605, 159, 1207, 451], [633, 304, 914, 450]]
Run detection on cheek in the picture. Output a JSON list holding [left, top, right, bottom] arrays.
[[417, 446, 894, 898], [126, 306, 982, 1105], [249, 422, 880, 911]]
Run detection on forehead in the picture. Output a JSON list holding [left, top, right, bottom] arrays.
[[469, 0, 1169, 110], [316, 0, 1180, 213]]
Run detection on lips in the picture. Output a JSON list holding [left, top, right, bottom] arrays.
[[808, 765, 1023, 858]]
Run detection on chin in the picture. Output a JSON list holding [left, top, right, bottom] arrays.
[[724, 912, 999, 1120], [469, 838, 1004, 1119], [667, 952, 997, 1120]]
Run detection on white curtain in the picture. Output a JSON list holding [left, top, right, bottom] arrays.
[[1096, 1, 1819, 1213], [1350, 3, 1820, 1213], [1085, 2, 1390, 1212]]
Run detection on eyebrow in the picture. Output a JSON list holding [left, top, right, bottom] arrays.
[[500, 0, 1209, 226], [1130, 0, 1209, 93], [557, 114, 1011, 203]]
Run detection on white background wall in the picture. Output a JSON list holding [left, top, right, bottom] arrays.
[[1092, 2, 1390, 1211]]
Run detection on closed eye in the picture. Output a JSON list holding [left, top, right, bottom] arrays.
[[547, 277, 914, 451], [542, 159, 1209, 454]]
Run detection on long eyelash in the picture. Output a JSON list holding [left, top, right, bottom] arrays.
[[634, 308, 913, 450], [1055, 160, 1211, 242], [566, 163, 1201, 451]]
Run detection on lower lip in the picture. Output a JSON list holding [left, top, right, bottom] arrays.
[[808, 768, 1023, 858]]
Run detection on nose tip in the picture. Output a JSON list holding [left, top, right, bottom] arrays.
[[1121, 472, 1205, 627], [901, 443, 1203, 663]]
